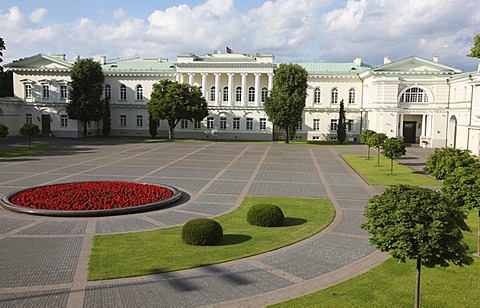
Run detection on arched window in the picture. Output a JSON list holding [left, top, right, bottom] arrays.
[[120, 84, 127, 100], [236, 87, 242, 102], [210, 86, 216, 101], [136, 85, 143, 101], [314, 88, 321, 104], [261, 87, 268, 102], [399, 87, 429, 103], [248, 87, 255, 102], [223, 86, 229, 102], [331, 88, 338, 104], [349, 88, 356, 104]]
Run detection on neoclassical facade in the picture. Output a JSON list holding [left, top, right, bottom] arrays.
[[1, 51, 480, 155]]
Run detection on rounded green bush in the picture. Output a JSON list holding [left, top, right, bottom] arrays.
[[181, 218, 223, 245], [247, 203, 284, 227]]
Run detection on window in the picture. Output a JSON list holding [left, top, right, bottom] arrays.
[[210, 86, 216, 101], [314, 88, 321, 104], [194, 120, 201, 129], [223, 87, 228, 102], [349, 88, 356, 104], [25, 84, 32, 99], [120, 84, 127, 100], [236, 87, 242, 102], [233, 117, 240, 130], [26, 113, 32, 124], [259, 118, 266, 130], [207, 117, 214, 129], [61, 115, 68, 127], [331, 88, 338, 104], [136, 115, 143, 127], [296, 121, 302, 130], [136, 85, 143, 101], [248, 87, 255, 102], [60, 85, 68, 99], [261, 87, 268, 102], [120, 115, 127, 127], [180, 119, 188, 129], [220, 117, 227, 130], [246, 118, 253, 130], [399, 87, 429, 103], [104, 84, 111, 99], [313, 119, 320, 131], [330, 119, 338, 131], [42, 84, 50, 99], [347, 119, 354, 131]]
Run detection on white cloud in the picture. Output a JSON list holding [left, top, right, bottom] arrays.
[[113, 8, 125, 20], [30, 8, 47, 23]]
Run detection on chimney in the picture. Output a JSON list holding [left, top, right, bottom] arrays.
[[433, 56, 439, 63], [100, 56, 107, 65], [384, 56, 391, 64], [353, 57, 362, 66]]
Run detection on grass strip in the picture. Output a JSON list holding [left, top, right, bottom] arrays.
[[271, 211, 479, 307], [341, 154, 440, 186], [0, 145, 64, 159], [88, 196, 334, 281]]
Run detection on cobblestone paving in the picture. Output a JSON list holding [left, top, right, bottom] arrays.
[[0, 138, 430, 307]]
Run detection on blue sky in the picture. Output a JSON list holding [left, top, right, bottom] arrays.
[[1, 0, 479, 71]]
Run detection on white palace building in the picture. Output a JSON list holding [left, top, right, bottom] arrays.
[[1, 51, 480, 155]]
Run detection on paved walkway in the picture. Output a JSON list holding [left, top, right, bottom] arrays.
[[0, 138, 434, 307]]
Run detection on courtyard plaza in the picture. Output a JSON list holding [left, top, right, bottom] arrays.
[[0, 137, 433, 307]]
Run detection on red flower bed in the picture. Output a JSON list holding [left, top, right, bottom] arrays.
[[9, 181, 174, 211]]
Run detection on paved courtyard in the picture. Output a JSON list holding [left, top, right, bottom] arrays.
[[0, 138, 432, 307]]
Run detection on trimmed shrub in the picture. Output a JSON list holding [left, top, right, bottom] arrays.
[[247, 203, 284, 227], [181, 218, 223, 246]]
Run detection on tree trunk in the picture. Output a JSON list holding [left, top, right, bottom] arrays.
[[285, 127, 289, 144], [83, 121, 88, 138], [477, 210, 480, 256], [168, 125, 174, 141], [367, 147, 370, 160], [415, 258, 421, 308], [377, 148, 381, 167], [390, 158, 393, 175]]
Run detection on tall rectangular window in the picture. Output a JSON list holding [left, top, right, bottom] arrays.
[[42, 85, 50, 98], [120, 115, 127, 127], [207, 117, 214, 129], [60, 115, 68, 127], [60, 85, 68, 99], [259, 118, 266, 130], [223, 87, 228, 102], [313, 119, 320, 131], [220, 117, 227, 130], [246, 118, 253, 130], [26, 113, 32, 124], [194, 120, 201, 129], [349, 88, 356, 104], [120, 85, 127, 100], [330, 119, 338, 131], [347, 119, 354, 131], [233, 117, 240, 130], [136, 115, 143, 127], [181, 119, 188, 129], [235, 87, 242, 102], [296, 120, 302, 131], [331, 88, 338, 104], [25, 84, 32, 99]]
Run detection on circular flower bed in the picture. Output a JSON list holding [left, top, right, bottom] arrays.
[[0, 181, 181, 217]]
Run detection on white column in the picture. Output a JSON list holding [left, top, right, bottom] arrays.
[[399, 114, 404, 138], [254, 73, 261, 107], [188, 73, 195, 86], [421, 114, 426, 137], [201, 73, 207, 98], [175, 73, 181, 83], [267, 73, 273, 91], [227, 73, 233, 107], [241, 73, 247, 107], [214, 73, 221, 106]]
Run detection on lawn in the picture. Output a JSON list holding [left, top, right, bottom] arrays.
[[0, 145, 63, 159], [341, 154, 441, 186], [88, 196, 335, 280], [272, 210, 480, 308]]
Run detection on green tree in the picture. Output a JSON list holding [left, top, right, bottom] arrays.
[[148, 80, 208, 140], [382, 137, 406, 175], [19, 123, 40, 148], [102, 98, 111, 137], [337, 99, 346, 144], [0, 122, 8, 138], [424, 147, 478, 180], [0, 71, 13, 97], [467, 33, 480, 58], [264, 63, 308, 143], [67, 58, 105, 138], [149, 114, 158, 138], [0, 37, 5, 71], [367, 132, 387, 167], [361, 185, 473, 308], [360, 129, 375, 159]]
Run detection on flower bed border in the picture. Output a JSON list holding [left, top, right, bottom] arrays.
[[0, 181, 182, 217]]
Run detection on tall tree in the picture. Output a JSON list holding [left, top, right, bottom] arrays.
[[264, 63, 308, 143], [19, 123, 40, 148], [382, 137, 406, 175], [148, 80, 208, 140], [424, 147, 478, 180], [367, 132, 387, 167], [337, 99, 346, 144], [102, 98, 111, 137], [148, 114, 158, 138], [467, 33, 480, 58], [361, 185, 473, 308], [67, 58, 105, 138], [360, 129, 375, 159]]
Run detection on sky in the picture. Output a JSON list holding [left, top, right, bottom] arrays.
[[1, 0, 480, 71]]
